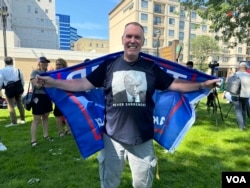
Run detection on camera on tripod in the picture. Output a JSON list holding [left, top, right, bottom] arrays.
[[206, 60, 224, 125], [208, 61, 219, 69]]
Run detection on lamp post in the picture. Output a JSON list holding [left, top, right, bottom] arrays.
[[156, 30, 161, 57], [187, 9, 192, 61], [0, 5, 8, 57]]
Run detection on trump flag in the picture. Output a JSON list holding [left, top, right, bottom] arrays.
[[42, 51, 215, 158]]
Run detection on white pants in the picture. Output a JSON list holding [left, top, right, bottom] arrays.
[[98, 134, 157, 188]]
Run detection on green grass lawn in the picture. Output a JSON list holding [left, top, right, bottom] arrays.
[[0, 94, 249, 188]]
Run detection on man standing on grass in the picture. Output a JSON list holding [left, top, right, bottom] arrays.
[[0, 57, 26, 127], [230, 62, 250, 130], [36, 22, 219, 188]]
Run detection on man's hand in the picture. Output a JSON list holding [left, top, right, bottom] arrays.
[[36, 75, 55, 88], [203, 79, 221, 89]]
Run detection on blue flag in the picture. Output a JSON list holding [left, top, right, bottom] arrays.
[[42, 51, 215, 158]]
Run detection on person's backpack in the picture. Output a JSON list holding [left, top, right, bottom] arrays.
[[3, 69, 24, 98], [225, 73, 241, 95]]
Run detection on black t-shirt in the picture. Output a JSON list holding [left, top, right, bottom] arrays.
[[86, 55, 174, 145]]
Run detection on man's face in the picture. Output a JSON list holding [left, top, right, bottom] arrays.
[[122, 24, 144, 62]]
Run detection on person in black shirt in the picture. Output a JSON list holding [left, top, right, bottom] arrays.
[[36, 22, 220, 188]]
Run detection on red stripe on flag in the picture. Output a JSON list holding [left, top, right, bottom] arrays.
[[68, 93, 102, 141], [154, 95, 185, 134]]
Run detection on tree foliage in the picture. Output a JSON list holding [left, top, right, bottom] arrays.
[[180, 0, 250, 48], [190, 35, 220, 71]]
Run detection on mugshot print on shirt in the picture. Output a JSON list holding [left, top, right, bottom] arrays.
[[112, 70, 147, 104]]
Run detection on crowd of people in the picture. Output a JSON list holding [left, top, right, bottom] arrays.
[[0, 56, 72, 148], [0, 21, 248, 188]]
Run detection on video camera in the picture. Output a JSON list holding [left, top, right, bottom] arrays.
[[208, 61, 219, 69]]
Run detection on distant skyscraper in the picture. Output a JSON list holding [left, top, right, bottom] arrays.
[[56, 14, 71, 50], [56, 14, 81, 50]]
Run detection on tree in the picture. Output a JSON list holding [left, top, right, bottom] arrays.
[[190, 35, 220, 71], [180, 0, 250, 48]]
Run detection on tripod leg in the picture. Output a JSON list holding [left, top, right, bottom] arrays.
[[214, 90, 224, 121], [195, 101, 200, 109], [213, 100, 218, 126], [225, 103, 233, 118], [247, 103, 250, 118]]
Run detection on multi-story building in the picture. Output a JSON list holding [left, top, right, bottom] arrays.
[[56, 13, 71, 50], [73, 38, 109, 54], [109, 0, 247, 77], [246, 28, 250, 61], [70, 27, 81, 49], [0, 0, 81, 51], [0, 0, 248, 80], [56, 13, 81, 50], [0, 0, 105, 82], [5, 0, 58, 49]]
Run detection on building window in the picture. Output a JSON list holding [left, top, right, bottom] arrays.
[[153, 40, 160, 48], [35, 8, 38, 14], [222, 57, 229, 62], [49, 0, 52, 2], [144, 39, 147, 46], [191, 23, 196, 30], [154, 4, 163, 14], [45, 9, 48, 13], [169, 18, 175, 25], [179, 21, 185, 30], [202, 25, 207, 32], [153, 29, 160, 37], [191, 34, 196, 38], [168, 30, 175, 37], [179, 32, 184, 40], [191, 12, 197, 19], [143, 26, 148, 34], [154, 16, 162, 25], [168, 41, 173, 46], [238, 47, 242, 54], [237, 57, 244, 62], [141, 13, 148, 21], [223, 47, 229, 53], [247, 48, 250, 55], [180, 10, 185, 18], [141, 0, 148, 9], [169, 6, 175, 14]]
